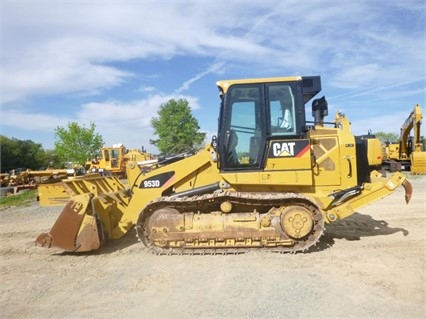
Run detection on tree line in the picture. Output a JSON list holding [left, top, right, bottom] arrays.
[[0, 136, 60, 173]]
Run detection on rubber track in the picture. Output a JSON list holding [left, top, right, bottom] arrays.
[[136, 191, 324, 255]]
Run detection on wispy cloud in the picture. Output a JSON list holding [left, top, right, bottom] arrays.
[[175, 62, 225, 93], [2, 1, 424, 104], [0, 1, 424, 151]]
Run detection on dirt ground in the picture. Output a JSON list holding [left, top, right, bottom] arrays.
[[1, 175, 425, 319]]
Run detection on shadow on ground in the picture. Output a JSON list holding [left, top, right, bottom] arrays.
[[309, 212, 409, 253], [55, 212, 409, 256], [55, 229, 141, 256]]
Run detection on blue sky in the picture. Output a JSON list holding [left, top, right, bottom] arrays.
[[1, 0, 425, 154]]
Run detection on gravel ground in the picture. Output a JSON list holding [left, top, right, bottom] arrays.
[[0, 175, 425, 319]]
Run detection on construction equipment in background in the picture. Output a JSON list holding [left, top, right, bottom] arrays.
[[8, 168, 71, 186], [358, 132, 384, 172], [37, 147, 153, 205], [0, 173, 10, 187], [0, 167, 77, 197], [85, 144, 154, 178], [35, 75, 412, 254], [382, 104, 426, 174], [36, 172, 109, 206]]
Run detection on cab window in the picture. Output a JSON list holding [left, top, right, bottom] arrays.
[[269, 84, 296, 136]]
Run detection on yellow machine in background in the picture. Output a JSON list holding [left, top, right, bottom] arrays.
[[8, 168, 71, 186], [0, 173, 9, 187], [0, 167, 76, 197], [85, 144, 154, 178], [37, 146, 153, 206], [360, 134, 383, 170], [383, 104, 426, 174], [36, 76, 412, 254]]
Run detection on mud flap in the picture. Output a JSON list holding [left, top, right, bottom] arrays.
[[35, 193, 101, 252]]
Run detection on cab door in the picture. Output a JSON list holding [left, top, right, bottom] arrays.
[[219, 84, 267, 171]]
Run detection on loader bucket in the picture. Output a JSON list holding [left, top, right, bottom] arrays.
[[35, 176, 131, 252], [35, 193, 100, 252], [410, 151, 426, 174]]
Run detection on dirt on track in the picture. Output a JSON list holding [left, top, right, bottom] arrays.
[[1, 175, 425, 319]]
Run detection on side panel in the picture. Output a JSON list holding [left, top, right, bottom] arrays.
[[221, 170, 313, 186], [366, 138, 383, 166], [222, 139, 313, 186], [309, 130, 342, 186]]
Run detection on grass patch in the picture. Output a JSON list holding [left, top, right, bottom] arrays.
[[0, 189, 37, 207]]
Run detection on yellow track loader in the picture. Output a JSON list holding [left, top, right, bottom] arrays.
[[36, 76, 413, 254]]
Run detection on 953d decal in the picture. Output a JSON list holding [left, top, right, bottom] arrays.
[[140, 171, 175, 189]]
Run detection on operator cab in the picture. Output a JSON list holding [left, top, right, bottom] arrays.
[[216, 76, 321, 171]]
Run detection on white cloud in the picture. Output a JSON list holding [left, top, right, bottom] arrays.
[[78, 94, 202, 152], [2, 56, 132, 104], [175, 62, 226, 93], [1, 92, 202, 153], [1, 110, 70, 132], [2, 1, 422, 105], [1, 1, 424, 151], [351, 111, 409, 136]]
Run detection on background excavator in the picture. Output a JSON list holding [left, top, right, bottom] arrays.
[[36, 75, 412, 254], [383, 104, 426, 174]]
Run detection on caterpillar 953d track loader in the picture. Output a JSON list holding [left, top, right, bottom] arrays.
[[36, 76, 412, 254]]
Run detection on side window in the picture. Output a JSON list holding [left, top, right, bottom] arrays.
[[104, 150, 110, 162], [269, 84, 296, 136], [228, 101, 255, 166], [111, 150, 119, 167]]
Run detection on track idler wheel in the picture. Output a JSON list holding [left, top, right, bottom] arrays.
[[281, 205, 314, 239]]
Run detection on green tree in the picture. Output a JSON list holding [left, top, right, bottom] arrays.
[[36, 149, 62, 169], [150, 99, 206, 153], [373, 131, 399, 144], [54, 122, 104, 165], [0, 135, 47, 172]]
